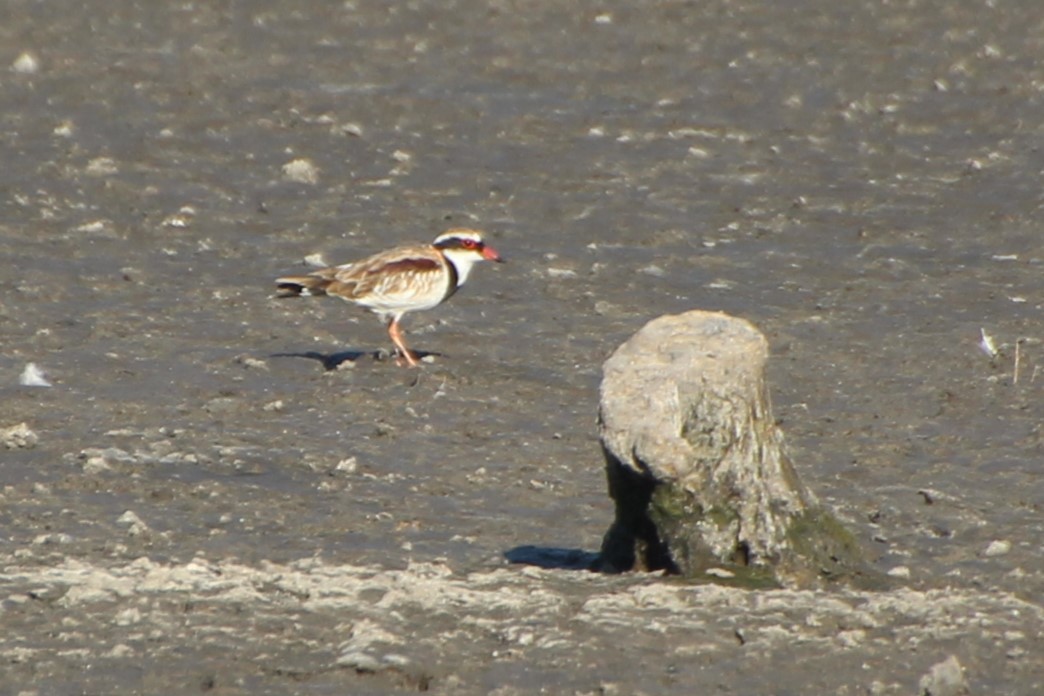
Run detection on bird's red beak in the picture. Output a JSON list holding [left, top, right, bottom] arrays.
[[482, 245, 505, 263]]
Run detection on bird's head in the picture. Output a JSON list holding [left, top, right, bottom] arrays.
[[433, 228, 504, 285]]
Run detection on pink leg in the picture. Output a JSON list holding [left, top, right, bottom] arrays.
[[387, 318, 420, 367]]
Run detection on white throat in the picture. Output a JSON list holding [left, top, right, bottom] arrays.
[[441, 249, 482, 287]]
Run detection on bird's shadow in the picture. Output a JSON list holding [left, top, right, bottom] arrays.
[[270, 349, 369, 370], [270, 348, 442, 371], [503, 545, 601, 572]]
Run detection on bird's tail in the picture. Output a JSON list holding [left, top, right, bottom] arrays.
[[275, 275, 333, 297]]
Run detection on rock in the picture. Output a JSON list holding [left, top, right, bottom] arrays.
[[85, 157, 119, 177], [281, 158, 319, 184], [918, 655, 969, 696], [19, 363, 52, 387], [2, 422, 38, 449], [116, 510, 150, 536], [11, 51, 39, 74], [594, 310, 875, 588], [887, 566, 912, 579], [983, 539, 1011, 557]]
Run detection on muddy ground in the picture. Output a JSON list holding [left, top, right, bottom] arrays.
[[1, 0, 1042, 693]]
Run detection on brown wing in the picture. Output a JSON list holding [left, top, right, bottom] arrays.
[[325, 245, 446, 301]]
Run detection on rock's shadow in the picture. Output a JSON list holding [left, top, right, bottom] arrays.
[[504, 545, 600, 571]]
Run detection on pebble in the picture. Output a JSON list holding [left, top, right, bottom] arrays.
[[82, 455, 112, 475], [282, 158, 319, 184], [336, 457, 358, 473], [85, 157, 119, 176], [106, 644, 135, 658], [19, 363, 52, 387], [918, 655, 967, 696], [116, 511, 150, 536], [11, 51, 39, 74], [339, 122, 363, 137], [1, 423, 38, 449], [114, 608, 142, 626], [162, 210, 194, 228], [983, 540, 1011, 557]]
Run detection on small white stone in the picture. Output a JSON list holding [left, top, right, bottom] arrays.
[[340, 122, 364, 137], [336, 457, 358, 473], [918, 655, 967, 696], [162, 212, 192, 228], [983, 539, 1011, 557], [705, 567, 735, 578], [980, 44, 1001, 59], [12, 51, 39, 74], [1, 422, 38, 449], [117, 510, 145, 526], [281, 158, 319, 184], [836, 629, 866, 648], [887, 566, 911, 578], [86, 157, 119, 176], [82, 455, 112, 475], [236, 355, 268, 370], [116, 510, 150, 536], [106, 644, 135, 658], [114, 607, 141, 626], [19, 363, 52, 387], [74, 220, 109, 234]]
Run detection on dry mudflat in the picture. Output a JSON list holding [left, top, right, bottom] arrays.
[[1, 0, 1042, 693]]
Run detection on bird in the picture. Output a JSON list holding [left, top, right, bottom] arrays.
[[275, 228, 504, 367]]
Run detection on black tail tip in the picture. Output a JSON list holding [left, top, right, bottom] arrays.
[[275, 282, 305, 297]]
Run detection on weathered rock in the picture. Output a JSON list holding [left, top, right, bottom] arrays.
[[1, 422, 38, 449], [595, 310, 875, 588], [918, 655, 969, 696]]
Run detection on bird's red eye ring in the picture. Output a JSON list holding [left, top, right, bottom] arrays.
[[462, 239, 478, 249]]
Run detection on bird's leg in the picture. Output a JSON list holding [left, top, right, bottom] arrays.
[[386, 317, 420, 367]]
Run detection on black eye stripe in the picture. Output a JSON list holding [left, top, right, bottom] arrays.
[[436, 237, 483, 251]]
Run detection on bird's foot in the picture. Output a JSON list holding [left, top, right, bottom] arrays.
[[394, 349, 421, 368]]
